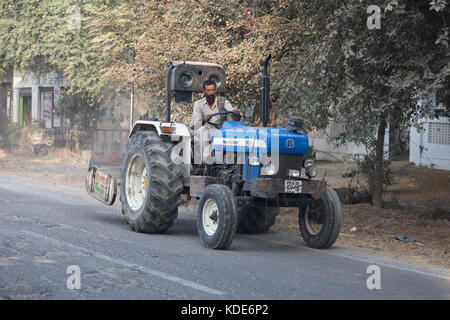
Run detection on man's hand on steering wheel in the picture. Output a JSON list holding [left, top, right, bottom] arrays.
[[207, 111, 239, 128], [202, 114, 212, 125]]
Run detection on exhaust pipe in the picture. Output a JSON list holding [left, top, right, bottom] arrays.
[[166, 63, 175, 122], [261, 54, 272, 127]]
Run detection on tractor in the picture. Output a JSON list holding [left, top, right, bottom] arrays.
[[86, 55, 342, 249]]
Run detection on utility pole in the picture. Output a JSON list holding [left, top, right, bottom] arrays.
[[126, 49, 136, 132]]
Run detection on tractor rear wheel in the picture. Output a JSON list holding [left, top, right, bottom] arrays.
[[237, 206, 280, 234], [121, 131, 184, 233], [298, 186, 342, 249]]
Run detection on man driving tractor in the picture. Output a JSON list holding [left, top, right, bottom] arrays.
[[192, 80, 240, 163]]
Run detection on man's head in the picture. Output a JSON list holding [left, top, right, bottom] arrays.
[[203, 80, 217, 105]]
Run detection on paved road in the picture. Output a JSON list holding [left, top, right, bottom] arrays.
[[0, 173, 449, 300]]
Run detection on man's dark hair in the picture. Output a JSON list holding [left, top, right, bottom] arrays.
[[203, 80, 217, 90]]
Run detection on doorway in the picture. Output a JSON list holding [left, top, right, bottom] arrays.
[[21, 96, 32, 126], [19, 89, 32, 127]]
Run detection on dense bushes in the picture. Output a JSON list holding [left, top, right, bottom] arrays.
[[0, 113, 21, 148]]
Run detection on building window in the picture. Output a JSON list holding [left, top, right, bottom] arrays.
[[428, 122, 450, 145]]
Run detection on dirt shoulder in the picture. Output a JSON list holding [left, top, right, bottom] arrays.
[[1, 149, 449, 270], [0, 148, 89, 190], [274, 160, 450, 269]]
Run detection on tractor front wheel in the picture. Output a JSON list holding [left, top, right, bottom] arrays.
[[197, 184, 237, 249], [298, 186, 342, 249]]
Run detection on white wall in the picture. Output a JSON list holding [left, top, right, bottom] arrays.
[[410, 117, 450, 170], [309, 124, 389, 161]]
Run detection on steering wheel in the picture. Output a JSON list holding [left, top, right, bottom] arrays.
[[207, 111, 235, 128]]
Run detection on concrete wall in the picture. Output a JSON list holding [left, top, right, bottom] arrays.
[[309, 137, 369, 161], [96, 89, 132, 131], [410, 117, 450, 170], [309, 123, 390, 161]]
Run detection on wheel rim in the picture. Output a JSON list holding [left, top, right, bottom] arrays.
[[125, 154, 148, 211], [202, 198, 219, 236], [305, 201, 325, 235]]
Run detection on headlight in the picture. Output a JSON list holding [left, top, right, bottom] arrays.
[[303, 159, 317, 178], [288, 169, 300, 178], [248, 155, 261, 166], [261, 162, 278, 175], [305, 165, 317, 178], [303, 159, 315, 168]]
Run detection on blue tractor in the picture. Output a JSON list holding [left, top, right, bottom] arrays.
[[86, 55, 342, 250]]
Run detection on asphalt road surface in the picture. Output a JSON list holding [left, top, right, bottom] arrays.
[[0, 173, 449, 300]]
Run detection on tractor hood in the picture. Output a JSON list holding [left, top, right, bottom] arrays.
[[212, 121, 309, 155]]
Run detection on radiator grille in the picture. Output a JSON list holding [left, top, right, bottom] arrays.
[[263, 154, 304, 179]]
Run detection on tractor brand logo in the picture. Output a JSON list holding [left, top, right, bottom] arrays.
[[286, 139, 294, 149]]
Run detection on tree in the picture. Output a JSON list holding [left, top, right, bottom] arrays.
[[88, 0, 317, 122], [274, 0, 449, 207], [0, 0, 126, 100]]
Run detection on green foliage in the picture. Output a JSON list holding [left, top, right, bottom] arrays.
[[277, 0, 449, 135], [0, 113, 21, 148], [0, 1, 448, 175], [0, 0, 121, 100], [1, 1, 447, 120]]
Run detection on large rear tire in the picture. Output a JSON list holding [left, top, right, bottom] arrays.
[[299, 186, 342, 249], [121, 131, 184, 233], [236, 206, 280, 234], [197, 184, 237, 249]]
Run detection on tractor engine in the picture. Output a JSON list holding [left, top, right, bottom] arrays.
[[211, 119, 317, 183]]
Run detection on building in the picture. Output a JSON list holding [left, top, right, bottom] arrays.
[[410, 116, 450, 170], [409, 92, 450, 171], [18, 69, 66, 127], [1, 68, 69, 127], [0, 68, 73, 148]]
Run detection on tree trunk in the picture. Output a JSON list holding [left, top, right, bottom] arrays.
[[373, 113, 387, 208]]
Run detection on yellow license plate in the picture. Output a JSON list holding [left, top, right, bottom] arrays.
[[285, 180, 302, 193]]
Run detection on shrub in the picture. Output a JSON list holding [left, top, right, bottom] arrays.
[[0, 114, 21, 148]]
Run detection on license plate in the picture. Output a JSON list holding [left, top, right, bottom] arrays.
[[285, 180, 302, 193], [94, 171, 109, 196]]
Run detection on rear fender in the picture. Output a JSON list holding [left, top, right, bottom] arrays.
[[129, 120, 190, 139]]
